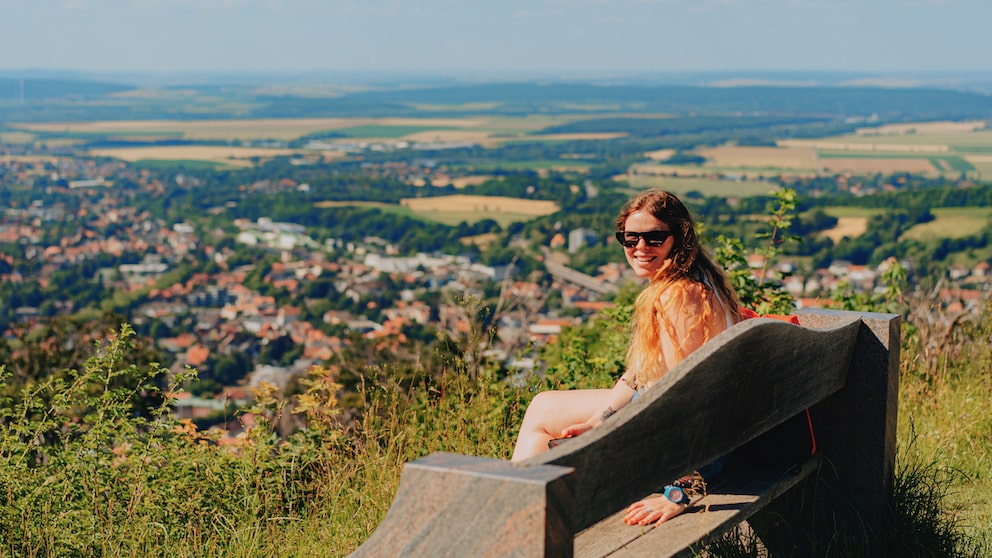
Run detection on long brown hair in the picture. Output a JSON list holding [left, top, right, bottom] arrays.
[[617, 190, 742, 386]]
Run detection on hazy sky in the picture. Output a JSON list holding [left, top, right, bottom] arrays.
[[2, 0, 989, 77]]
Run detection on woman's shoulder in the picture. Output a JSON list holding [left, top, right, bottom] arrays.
[[657, 277, 708, 306]]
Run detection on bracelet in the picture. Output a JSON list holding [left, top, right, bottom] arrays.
[[620, 375, 640, 391], [672, 470, 708, 499], [601, 406, 617, 421]]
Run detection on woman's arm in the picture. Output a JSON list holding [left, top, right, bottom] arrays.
[[558, 373, 637, 438]]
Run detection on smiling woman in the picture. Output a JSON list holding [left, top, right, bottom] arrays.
[[511, 188, 743, 526]]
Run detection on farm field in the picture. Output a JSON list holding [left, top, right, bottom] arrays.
[[11, 115, 621, 167], [637, 120, 992, 180], [13, 115, 582, 144], [695, 145, 819, 171], [317, 195, 561, 227], [400, 194, 560, 227], [784, 120, 992, 178], [818, 156, 940, 175], [88, 145, 313, 167]]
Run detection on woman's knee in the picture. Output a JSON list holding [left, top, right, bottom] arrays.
[[525, 390, 561, 418]]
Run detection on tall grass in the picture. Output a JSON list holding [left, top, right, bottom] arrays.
[[0, 325, 527, 557], [894, 299, 992, 554]]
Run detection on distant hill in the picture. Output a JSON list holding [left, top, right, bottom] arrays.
[[2, 73, 991, 123], [0, 77, 133, 101], [299, 83, 992, 121]]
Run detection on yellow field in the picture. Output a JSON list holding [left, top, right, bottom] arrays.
[[855, 120, 987, 136], [88, 145, 322, 166], [820, 217, 869, 242], [400, 194, 559, 215]]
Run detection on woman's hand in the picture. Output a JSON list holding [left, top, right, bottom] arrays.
[[559, 421, 594, 438], [623, 495, 687, 526]]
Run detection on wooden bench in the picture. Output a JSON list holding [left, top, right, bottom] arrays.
[[349, 308, 900, 557]]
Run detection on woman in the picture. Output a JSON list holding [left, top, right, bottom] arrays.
[[511, 189, 743, 526]]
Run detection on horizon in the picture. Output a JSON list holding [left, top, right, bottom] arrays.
[[4, 68, 992, 92], [3, 0, 990, 81]]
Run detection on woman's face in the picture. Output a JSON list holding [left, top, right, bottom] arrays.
[[620, 210, 674, 278]]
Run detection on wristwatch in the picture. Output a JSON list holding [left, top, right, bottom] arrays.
[[663, 485, 690, 506]]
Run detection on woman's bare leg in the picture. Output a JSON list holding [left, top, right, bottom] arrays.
[[511, 388, 612, 462]]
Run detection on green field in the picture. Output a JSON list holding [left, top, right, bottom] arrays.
[[902, 207, 992, 240], [820, 206, 886, 218]]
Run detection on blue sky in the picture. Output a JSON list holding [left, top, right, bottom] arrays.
[[1, 0, 989, 77]]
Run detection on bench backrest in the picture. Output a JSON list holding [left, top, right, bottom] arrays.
[[350, 309, 900, 557]]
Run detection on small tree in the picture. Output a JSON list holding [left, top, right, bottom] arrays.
[[714, 187, 799, 315]]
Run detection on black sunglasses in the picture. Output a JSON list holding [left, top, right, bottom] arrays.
[[615, 230, 673, 248]]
